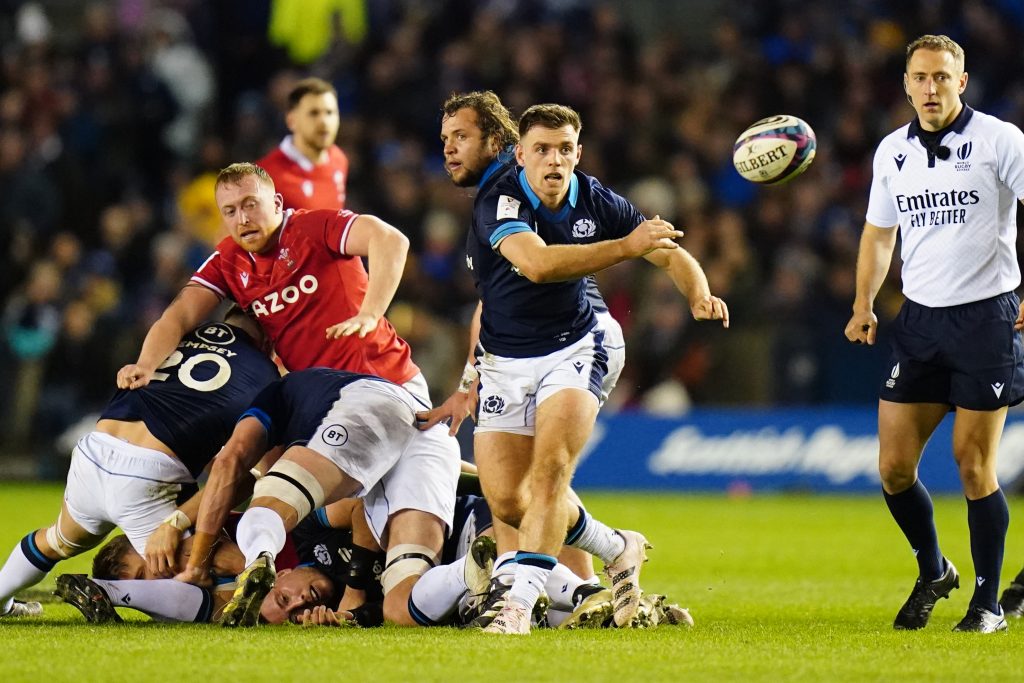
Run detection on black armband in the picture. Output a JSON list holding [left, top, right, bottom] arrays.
[[346, 544, 386, 591], [350, 601, 384, 628]]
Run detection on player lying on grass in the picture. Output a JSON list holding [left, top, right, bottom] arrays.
[[59, 490, 692, 629], [0, 308, 279, 619]]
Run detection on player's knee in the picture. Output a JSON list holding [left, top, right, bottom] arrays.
[[878, 457, 916, 492], [955, 457, 995, 496], [486, 493, 526, 528], [382, 590, 417, 627], [252, 461, 326, 521]]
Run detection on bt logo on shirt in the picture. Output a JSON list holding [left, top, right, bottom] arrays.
[[249, 274, 319, 317]]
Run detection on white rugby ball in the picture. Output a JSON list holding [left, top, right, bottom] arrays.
[[732, 115, 817, 185]]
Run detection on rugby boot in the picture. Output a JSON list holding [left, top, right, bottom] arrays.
[[635, 592, 694, 628], [559, 587, 614, 629], [2, 599, 42, 618], [220, 552, 276, 627], [463, 535, 497, 616], [482, 602, 531, 635], [893, 559, 959, 630], [998, 575, 1024, 618], [465, 576, 510, 628], [952, 605, 1008, 633], [54, 574, 122, 623], [604, 529, 651, 627]]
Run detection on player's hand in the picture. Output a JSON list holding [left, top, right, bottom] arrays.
[[298, 605, 356, 627], [416, 388, 478, 436], [1016, 301, 1024, 331], [116, 364, 153, 390], [623, 215, 683, 258], [144, 524, 183, 578], [326, 313, 380, 340], [691, 295, 730, 328], [845, 310, 878, 345], [173, 564, 213, 588]]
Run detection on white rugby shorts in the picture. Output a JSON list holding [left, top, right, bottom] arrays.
[[474, 320, 612, 436], [64, 431, 194, 554], [302, 379, 460, 544]]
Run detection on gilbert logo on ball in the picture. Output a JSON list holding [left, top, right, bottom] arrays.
[[733, 115, 817, 185]]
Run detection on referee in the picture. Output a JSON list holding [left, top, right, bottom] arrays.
[[845, 34, 1024, 634]]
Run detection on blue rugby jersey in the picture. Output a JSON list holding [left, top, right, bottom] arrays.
[[101, 322, 279, 477], [468, 163, 643, 357]]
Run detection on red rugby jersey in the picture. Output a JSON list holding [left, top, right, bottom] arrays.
[[257, 137, 348, 211], [192, 208, 419, 384]]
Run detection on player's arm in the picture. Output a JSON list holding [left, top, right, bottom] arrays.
[[338, 499, 382, 614], [416, 300, 482, 434], [326, 214, 410, 339], [496, 216, 683, 283], [143, 484, 206, 579], [175, 416, 270, 586], [117, 284, 221, 389], [644, 247, 729, 327], [845, 221, 899, 345]]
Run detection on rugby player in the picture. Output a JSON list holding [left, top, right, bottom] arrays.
[[118, 162, 430, 405], [423, 99, 728, 634], [0, 308, 279, 618], [257, 77, 349, 212]]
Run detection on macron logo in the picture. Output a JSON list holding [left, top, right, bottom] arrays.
[[240, 272, 249, 288], [894, 153, 907, 171], [977, 577, 986, 587], [992, 383, 1005, 398]]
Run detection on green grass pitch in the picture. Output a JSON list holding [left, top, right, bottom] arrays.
[[1, 482, 1022, 682]]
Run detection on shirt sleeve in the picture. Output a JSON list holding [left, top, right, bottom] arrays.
[[476, 189, 534, 251], [995, 120, 1024, 199], [313, 209, 360, 256], [865, 141, 899, 228], [595, 185, 646, 238], [242, 379, 285, 446], [190, 250, 229, 298]]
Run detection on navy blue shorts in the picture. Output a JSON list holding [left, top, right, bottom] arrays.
[[880, 291, 1024, 410]]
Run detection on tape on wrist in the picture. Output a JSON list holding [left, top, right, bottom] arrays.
[[162, 510, 191, 532], [457, 363, 478, 394]]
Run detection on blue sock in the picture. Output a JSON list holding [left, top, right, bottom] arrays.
[[966, 489, 1009, 613], [883, 480, 943, 581]]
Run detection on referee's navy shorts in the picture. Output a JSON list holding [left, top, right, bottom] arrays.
[[880, 291, 1024, 410]]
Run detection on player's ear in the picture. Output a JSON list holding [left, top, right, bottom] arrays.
[[575, 142, 583, 163], [515, 143, 525, 165], [959, 71, 968, 94], [274, 192, 284, 213], [285, 110, 296, 133]]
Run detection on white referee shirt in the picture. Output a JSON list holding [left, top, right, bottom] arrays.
[[866, 106, 1024, 307]]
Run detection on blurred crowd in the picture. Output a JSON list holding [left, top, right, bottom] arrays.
[[3, 0, 1024, 462]]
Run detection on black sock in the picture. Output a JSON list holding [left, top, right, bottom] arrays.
[[883, 480, 944, 581], [571, 583, 605, 608], [966, 488, 1009, 613]]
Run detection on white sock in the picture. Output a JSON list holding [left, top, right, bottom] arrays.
[[544, 563, 588, 611], [568, 511, 625, 564], [92, 578, 211, 622], [492, 551, 517, 584], [0, 535, 54, 613], [408, 556, 467, 624], [235, 507, 287, 566], [508, 561, 554, 611]]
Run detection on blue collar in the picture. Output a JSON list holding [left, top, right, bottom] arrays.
[[477, 158, 504, 189], [517, 168, 579, 216], [907, 104, 973, 139]]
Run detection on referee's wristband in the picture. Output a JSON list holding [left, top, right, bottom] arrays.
[[457, 363, 478, 394], [162, 510, 191, 532]]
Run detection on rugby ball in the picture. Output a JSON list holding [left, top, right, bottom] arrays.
[[732, 115, 816, 185]]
